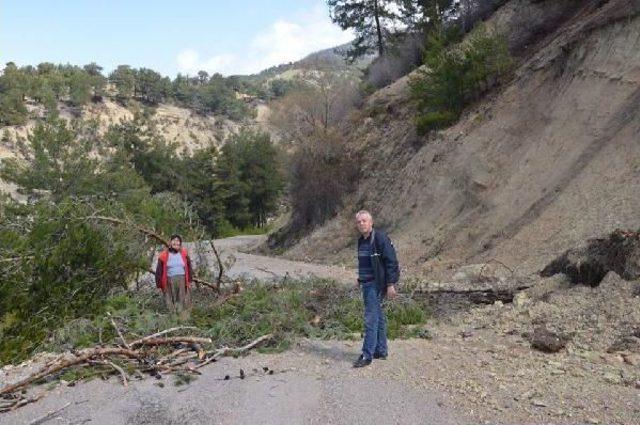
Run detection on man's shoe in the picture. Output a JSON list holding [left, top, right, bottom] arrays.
[[353, 355, 372, 368], [373, 353, 387, 360]]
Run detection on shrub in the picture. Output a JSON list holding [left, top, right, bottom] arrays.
[[288, 129, 357, 230], [410, 24, 513, 134], [415, 110, 459, 134], [365, 33, 425, 89]]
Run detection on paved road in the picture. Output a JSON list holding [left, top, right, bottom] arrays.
[[1, 237, 469, 425], [190, 235, 355, 284], [0, 340, 468, 425]]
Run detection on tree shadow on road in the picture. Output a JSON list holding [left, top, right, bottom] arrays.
[[296, 339, 357, 364]]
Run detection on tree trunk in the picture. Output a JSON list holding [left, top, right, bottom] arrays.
[[374, 0, 385, 56]]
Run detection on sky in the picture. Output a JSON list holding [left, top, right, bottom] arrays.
[[0, 0, 354, 77]]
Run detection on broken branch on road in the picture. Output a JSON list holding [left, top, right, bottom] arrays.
[[0, 332, 273, 410]]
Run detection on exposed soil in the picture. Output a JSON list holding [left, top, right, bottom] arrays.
[[279, 0, 640, 283], [541, 229, 640, 286]]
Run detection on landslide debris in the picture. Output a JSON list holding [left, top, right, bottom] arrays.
[[541, 229, 640, 286]]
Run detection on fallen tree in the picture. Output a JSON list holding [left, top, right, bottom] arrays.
[[0, 331, 273, 410]]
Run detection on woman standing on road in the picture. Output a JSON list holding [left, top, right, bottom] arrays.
[[155, 234, 194, 317]]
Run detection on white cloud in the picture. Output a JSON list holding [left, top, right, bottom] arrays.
[[177, 49, 236, 75], [176, 5, 353, 76]]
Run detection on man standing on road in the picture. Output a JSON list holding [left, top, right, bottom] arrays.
[[353, 210, 400, 368]]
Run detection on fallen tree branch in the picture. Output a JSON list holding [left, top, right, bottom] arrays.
[[81, 215, 169, 247], [0, 331, 270, 411], [0, 394, 45, 413], [83, 217, 224, 292], [106, 361, 128, 388], [417, 285, 532, 295], [130, 336, 212, 349], [89, 359, 129, 388], [82, 216, 227, 294], [195, 334, 273, 370], [157, 348, 188, 364], [163, 352, 199, 369], [129, 326, 198, 346], [192, 276, 219, 291], [0, 347, 141, 396], [145, 268, 219, 291]]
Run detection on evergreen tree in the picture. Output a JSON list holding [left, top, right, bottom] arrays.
[[398, 0, 455, 32], [0, 63, 29, 125], [105, 118, 179, 194], [214, 140, 252, 229], [172, 73, 193, 104], [231, 131, 283, 227], [179, 146, 226, 233], [0, 120, 203, 363], [210, 130, 283, 230], [327, 0, 403, 59], [109, 65, 136, 104], [68, 70, 92, 106], [136, 68, 168, 104]]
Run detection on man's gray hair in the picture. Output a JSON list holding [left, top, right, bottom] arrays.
[[355, 210, 373, 220]]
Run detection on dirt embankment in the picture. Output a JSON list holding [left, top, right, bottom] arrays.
[[282, 0, 640, 281]]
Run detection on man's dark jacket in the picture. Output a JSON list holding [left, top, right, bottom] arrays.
[[359, 229, 400, 296]]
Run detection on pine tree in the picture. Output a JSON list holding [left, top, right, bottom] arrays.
[[109, 65, 136, 105], [327, 0, 403, 60]]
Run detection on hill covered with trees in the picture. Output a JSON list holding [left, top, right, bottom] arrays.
[[0, 62, 255, 127]]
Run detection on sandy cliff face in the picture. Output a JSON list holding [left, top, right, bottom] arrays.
[[284, 0, 640, 278], [0, 99, 240, 159], [0, 99, 242, 197]]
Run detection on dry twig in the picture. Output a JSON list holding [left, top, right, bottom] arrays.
[[209, 240, 224, 288], [107, 313, 130, 349], [106, 361, 128, 388], [129, 326, 198, 346], [130, 336, 212, 349], [28, 401, 72, 424], [195, 334, 273, 370]]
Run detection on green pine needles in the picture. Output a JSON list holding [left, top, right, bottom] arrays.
[[410, 24, 514, 135]]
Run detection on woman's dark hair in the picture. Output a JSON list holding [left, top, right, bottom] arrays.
[[169, 234, 182, 243]]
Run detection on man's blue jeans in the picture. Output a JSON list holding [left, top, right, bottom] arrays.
[[361, 281, 387, 360]]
